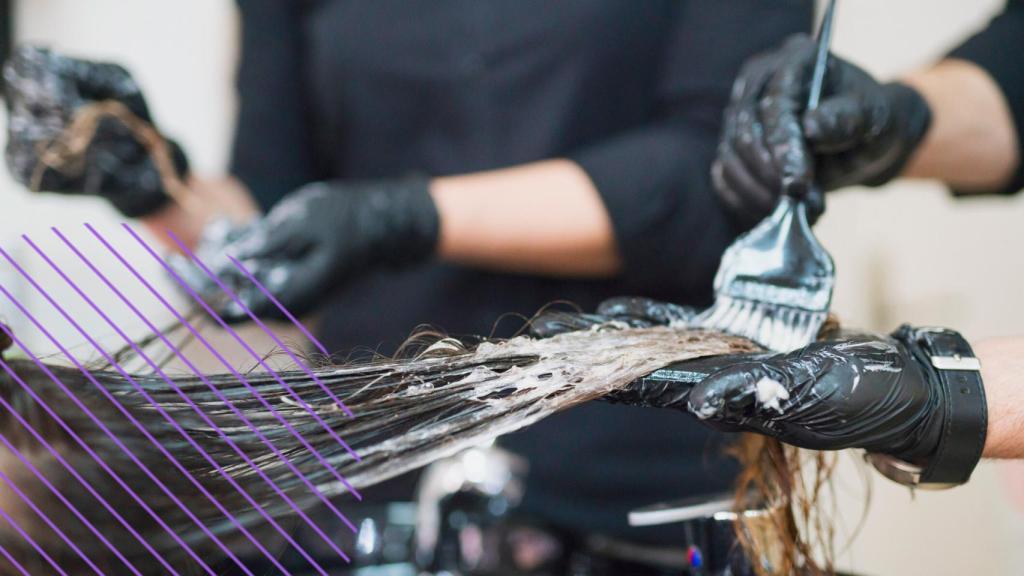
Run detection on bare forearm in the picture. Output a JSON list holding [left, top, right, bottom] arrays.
[[431, 159, 622, 277], [975, 337, 1024, 459], [902, 59, 1021, 192]]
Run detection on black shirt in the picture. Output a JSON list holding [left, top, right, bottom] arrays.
[[232, 0, 812, 543], [950, 0, 1024, 195]]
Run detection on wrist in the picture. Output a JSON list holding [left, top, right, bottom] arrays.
[[367, 176, 440, 266], [105, 138, 190, 219], [873, 326, 987, 488], [974, 338, 1024, 459]]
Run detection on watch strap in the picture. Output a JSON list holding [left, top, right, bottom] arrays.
[[902, 326, 988, 485]]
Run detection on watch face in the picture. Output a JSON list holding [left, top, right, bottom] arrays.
[[865, 453, 923, 487]]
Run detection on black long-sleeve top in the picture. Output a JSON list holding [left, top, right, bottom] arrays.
[[950, 0, 1024, 194], [231, 0, 812, 544]]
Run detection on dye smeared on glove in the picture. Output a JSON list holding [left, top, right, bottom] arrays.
[[688, 330, 945, 462], [206, 178, 440, 321], [167, 217, 255, 308], [536, 300, 950, 463], [713, 34, 932, 226], [3, 45, 189, 217]]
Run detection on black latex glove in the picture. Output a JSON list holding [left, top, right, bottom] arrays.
[[529, 296, 697, 339], [712, 35, 932, 226], [3, 45, 189, 217], [209, 178, 440, 321], [688, 327, 947, 462], [530, 297, 744, 409]]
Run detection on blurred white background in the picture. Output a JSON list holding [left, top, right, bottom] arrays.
[[2, 1, 1023, 574]]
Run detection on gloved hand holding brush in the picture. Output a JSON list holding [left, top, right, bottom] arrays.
[[4, 45, 190, 217], [712, 34, 932, 226]]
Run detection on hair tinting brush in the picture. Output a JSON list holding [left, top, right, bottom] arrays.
[[696, 0, 838, 353]]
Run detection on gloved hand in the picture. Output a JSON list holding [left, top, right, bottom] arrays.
[[529, 296, 697, 339], [210, 178, 440, 321], [531, 297, 739, 409], [536, 301, 954, 463], [3, 45, 189, 217], [713, 35, 932, 226], [688, 327, 952, 463]]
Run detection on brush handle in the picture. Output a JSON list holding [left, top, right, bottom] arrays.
[[797, 0, 837, 210], [807, 0, 837, 111]]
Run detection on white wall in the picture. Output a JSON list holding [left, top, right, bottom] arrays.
[[3, 1, 1023, 574], [819, 1, 1024, 574], [1, 0, 238, 357]]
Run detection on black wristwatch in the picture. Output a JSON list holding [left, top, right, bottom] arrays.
[[866, 326, 988, 490]]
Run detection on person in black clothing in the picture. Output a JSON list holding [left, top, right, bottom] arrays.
[[596, 0, 1024, 499], [713, 2, 1024, 223], [2, 0, 813, 569]]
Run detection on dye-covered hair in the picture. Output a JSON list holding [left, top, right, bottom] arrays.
[[0, 322, 768, 575], [6, 66, 840, 575]]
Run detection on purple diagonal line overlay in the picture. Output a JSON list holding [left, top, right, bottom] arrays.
[[0, 260, 228, 576], [164, 226, 357, 430], [0, 465, 105, 575], [183, 240, 352, 419], [0, 501, 68, 576], [0, 348, 185, 576], [227, 256, 330, 357], [61, 231, 358, 546], [86, 228, 362, 516], [93, 224, 364, 506], [129, 225, 361, 461], [0, 540, 31, 576], [28, 236, 340, 574], [0, 390, 144, 576]]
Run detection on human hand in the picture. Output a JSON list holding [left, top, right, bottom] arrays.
[[207, 178, 439, 320], [713, 35, 932, 225], [4, 45, 189, 217], [688, 327, 956, 463]]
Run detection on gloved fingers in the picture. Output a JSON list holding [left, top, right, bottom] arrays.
[[726, 38, 811, 179], [804, 185, 826, 224], [688, 362, 776, 423], [230, 183, 330, 262], [606, 379, 694, 411], [223, 249, 335, 321], [720, 37, 809, 198], [714, 144, 778, 225], [759, 40, 819, 199], [730, 34, 812, 101], [225, 216, 311, 262], [27, 165, 80, 193], [65, 58, 151, 121], [803, 94, 871, 153], [3, 46, 70, 106], [529, 310, 613, 339], [729, 46, 781, 103], [529, 297, 697, 339], [730, 103, 781, 193], [217, 264, 284, 321], [596, 296, 697, 326]]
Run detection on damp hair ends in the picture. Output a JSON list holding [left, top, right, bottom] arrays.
[[5, 76, 836, 572], [0, 358, 278, 575], [0, 320, 838, 575], [731, 316, 850, 576], [730, 435, 840, 575]]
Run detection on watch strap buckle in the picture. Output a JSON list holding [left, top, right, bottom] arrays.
[[930, 355, 982, 371]]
